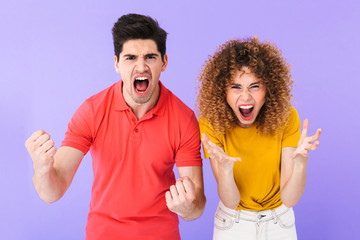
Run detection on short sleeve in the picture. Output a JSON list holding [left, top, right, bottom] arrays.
[[198, 117, 224, 159], [174, 112, 203, 167], [61, 100, 93, 154], [282, 107, 301, 148]]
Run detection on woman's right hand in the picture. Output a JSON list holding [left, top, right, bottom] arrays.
[[201, 133, 241, 171]]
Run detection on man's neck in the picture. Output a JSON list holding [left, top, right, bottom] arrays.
[[124, 86, 160, 120]]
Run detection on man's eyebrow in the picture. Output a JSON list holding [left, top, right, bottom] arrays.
[[122, 54, 136, 58], [145, 53, 159, 57], [121, 53, 159, 58]]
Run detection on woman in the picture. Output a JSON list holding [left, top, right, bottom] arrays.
[[197, 37, 321, 239]]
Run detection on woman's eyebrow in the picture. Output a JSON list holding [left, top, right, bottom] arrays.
[[249, 81, 261, 85]]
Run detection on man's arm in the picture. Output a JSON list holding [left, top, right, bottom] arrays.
[[165, 166, 206, 221], [25, 130, 84, 203]]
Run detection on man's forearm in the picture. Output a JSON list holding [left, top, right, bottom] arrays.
[[33, 168, 67, 203], [180, 191, 206, 221]]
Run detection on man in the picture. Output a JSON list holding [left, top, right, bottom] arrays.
[[25, 13, 206, 240]]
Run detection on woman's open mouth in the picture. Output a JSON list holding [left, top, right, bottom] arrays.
[[239, 105, 254, 121]]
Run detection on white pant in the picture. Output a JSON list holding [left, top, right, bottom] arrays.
[[213, 201, 297, 240]]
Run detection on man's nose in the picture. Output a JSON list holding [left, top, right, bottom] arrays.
[[135, 58, 148, 72]]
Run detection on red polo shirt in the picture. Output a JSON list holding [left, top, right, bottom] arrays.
[[61, 81, 202, 240]]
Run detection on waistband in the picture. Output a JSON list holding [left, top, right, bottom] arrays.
[[217, 201, 292, 224]]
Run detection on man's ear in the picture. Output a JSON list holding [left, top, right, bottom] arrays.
[[161, 54, 168, 72], [114, 56, 120, 73]]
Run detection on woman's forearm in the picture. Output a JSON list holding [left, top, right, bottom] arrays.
[[217, 166, 240, 209]]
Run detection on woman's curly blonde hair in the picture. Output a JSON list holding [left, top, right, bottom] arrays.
[[196, 37, 293, 135]]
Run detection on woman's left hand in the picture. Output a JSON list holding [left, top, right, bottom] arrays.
[[291, 119, 321, 165]]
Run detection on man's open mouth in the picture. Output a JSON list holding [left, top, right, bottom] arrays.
[[134, 76, 149, 93]]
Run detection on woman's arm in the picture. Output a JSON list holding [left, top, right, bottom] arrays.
[[280, 119, 321, 207], [202, 133, 241, 209]]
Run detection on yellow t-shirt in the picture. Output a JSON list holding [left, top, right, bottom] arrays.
[[199, 107, 300, 211]]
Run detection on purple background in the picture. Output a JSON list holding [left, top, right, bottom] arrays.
[[1, 0, 359, 239]]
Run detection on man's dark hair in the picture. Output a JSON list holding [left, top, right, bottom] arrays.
[[112, 13, 167, 61]]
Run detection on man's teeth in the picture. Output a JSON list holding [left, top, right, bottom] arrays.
[[135, 77, 148, 81], [240, 105, 253, 109]]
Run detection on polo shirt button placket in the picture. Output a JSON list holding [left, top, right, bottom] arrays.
[[130, 123, 141, 142]]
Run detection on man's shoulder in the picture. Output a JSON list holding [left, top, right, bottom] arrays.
[[161, 84, 194, 116], [84, 81, 119, 106]]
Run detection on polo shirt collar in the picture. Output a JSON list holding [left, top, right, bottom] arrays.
[[114, 81, 128, 111], [151, 81, 167, 117], [114, 80, 168, 117]]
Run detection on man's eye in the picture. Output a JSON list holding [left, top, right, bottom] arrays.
[[126, 56, 135, 60], [146, 55, 156, 59]]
